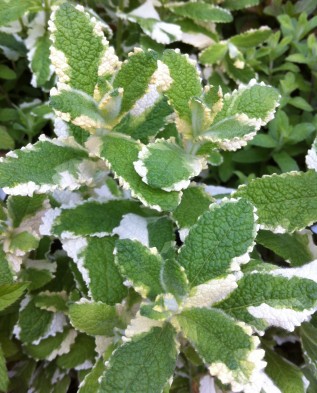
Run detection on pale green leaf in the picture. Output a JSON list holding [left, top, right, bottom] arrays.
[[29, 33, 52, 88], [199, 42, 228, 65], [223, 0, 260, 10], [229, 27, 272, 49], [178, 199, 257, 287], [99, 324, 178, 393], [78, 357, 105, 393], [0, 282, 28, 311], [134, 139, 205, 191], [69, 301, 121, 336], [234, 171, 317, 232], [175, 308, 263, 392], [100, 133, 181, 211], [34, 291, 68, 312], [0, 126, 14, 150]]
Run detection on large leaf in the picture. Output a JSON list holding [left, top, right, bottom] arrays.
[[99, 324, 178, 393], [175, 308, 264, 392], [234, 171, 317, 232], [178, 199, 257, 287]]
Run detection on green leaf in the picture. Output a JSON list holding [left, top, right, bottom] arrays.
[[34, 291, 68, 312], [62, 236, 127, 305], [69, 301, 120, 336], [175, 308, 264, 392], [0, 0, 40, 26], [170, 2, 232, 23], [50, 200, 149, 238], [250, 133, 277, 148], [134, 139, 205, 191], [78, 357, 105, 393], [0, 126, 14, 150], [229, 27, 272, 48], [199, 42, 228, 65], [0, 64, 16, 80], [50, 3, 118, 95], [162, 50, 202, 137], [8, 195, 46, 227], [234, 171, 317, 232], [264, 348, 307, 393], [223, 0, 260, 10], [0, 138, 89, 196], [99, 324, 178, 393], [17, 297, 54, 344], [300, 322, 317, 377], [178, 199, 257, 287], [172, 185, 214, 230], [56, 333, 96, 370], [216, 261, 317, 332], [0, 32, 26, 59], [147, 217, 176, 258], [50, 88, 105, 131], [288, 96, 313, 112], [100, 133, 181, 211], [29, 33, 52, 88], [115, 239, 165, 299], [256, 230, 313, 266], [113, 49, 158, 114], [0, 245, 13, 286], [0, 282, 28, 311], [0, 345, 8, 393]]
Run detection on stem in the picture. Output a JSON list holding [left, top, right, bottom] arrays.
[[116, 0, 125, 58]]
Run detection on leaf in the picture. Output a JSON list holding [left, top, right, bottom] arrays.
[[0, 64, 16, 80], [100, 133, 181, 211], [223, 0, 260, 10], [172, 184, 214, 231], [134, 139, 205, 191], [0, 126, 14, 150], [113, 49, 158, 114], [62, 236, 127, 305], [28, 33, 52, 88], [0, 282, 28, 311], [256, 230, 313, 266], [216, 261, 317, 332], [50, 88, 105, 131], [234, 171, 317, 232], [264, 348, 307, 393], [178, 199, 257, 287], [229, 27, 272, 48], [0, 32, 26, 60], [99, 324, 178, 393], [0, 0, 40, 26], [288, 96, 313, 112], [0, 345, 8, 393], [49, 200, 150, 238], [56, 333, 96, 370], [0, 138, 90, 196], [199, 42, 228, 65], [300, 322, 317, 377], [78, 357, 105, 393], [8, 195, 46, 227], [50, 3, 118, 95], [162, 50, 202, 136], [0, 246, 13, 286], [69, 301, 121, 336], [115, 239, 165, 299], [175, 308, 264, 392], [170, 2, 233, 23], [34, 291, 68, 312]]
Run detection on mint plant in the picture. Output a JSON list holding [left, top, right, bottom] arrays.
[[0, 2, 317, 393]]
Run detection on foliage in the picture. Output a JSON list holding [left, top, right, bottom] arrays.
[[0, 1, 316, 393]]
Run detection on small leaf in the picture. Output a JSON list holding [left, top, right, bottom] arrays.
[[229, 27, 272, 49], [0, 126, 14, 150], [170, 2, 233, 23], [199, 42, 228, 65], [223, 0, 260, 10], [0, 64, 16, 80]]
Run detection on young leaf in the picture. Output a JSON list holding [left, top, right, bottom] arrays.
[[199, 42, 228, 65], [69, 301, 120, 336], [234, 171, 317, 233], [134, 139, 206, 191], [178, 199, 257, 287], [162, 50, 202, 137], [216, 261, 317, 332], [175, 308, 265, 392], [99, 133, 181, 211], [229, 27, 272, 49], [0, 138, 90, 196], [99, 324, 178, 393]]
